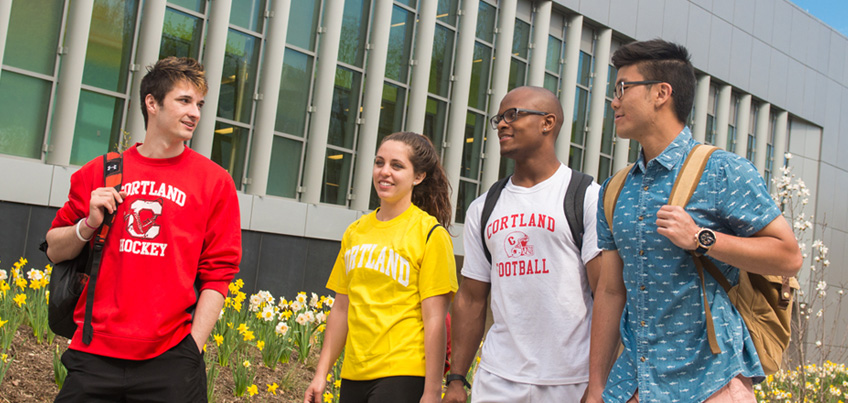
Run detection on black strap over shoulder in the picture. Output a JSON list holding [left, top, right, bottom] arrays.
[[564, 169, 593, 252], [480, 176, 511, 264], [426, 223, 443, 242]]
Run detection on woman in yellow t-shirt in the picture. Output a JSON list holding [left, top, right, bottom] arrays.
[[304, 132, 458, 403]]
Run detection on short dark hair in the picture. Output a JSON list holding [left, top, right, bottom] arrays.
[[139, 57, 207, 128], [611, 39, 695, 124]]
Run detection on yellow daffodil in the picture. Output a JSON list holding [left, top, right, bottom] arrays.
[[1, 354, 8, 363], [326, 373, 332, 381], [334, 380, 341, 388], [257, 340, 265, 351], [0, 316, 7, 328], [237, 323, 249, 334], [247, 384, 258, 396], [202, 343, 207, 353], [323, 391, 334, 403], [15, 277, 27, 289], [235, 278, 244, 288], [242, 330, 255, 341], [267, 382, 278, 395], [242, 360, 251, 368], [13, 293, 26, 307], [213, 334, 223, 346]]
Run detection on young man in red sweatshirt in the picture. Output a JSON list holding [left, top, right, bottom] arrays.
[[45, 57, 241, 402]]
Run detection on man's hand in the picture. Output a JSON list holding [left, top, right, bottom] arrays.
[[441, 381, 467, 403], [655, 205, 698, 250], [303, 377, 327, 403], [88, 186, 127, 228]]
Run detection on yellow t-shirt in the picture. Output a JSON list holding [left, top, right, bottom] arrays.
[[326, 204, 458, 380]]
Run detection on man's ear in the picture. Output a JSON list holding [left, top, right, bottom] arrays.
[[145, 94, 158, 116], [654, 82, 673, 109], [542, 113, 556, 133]]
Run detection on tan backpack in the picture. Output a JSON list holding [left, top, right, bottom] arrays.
[[603, 144, 799, 375]]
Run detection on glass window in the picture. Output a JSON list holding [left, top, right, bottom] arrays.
[[512, 20, 531, 59], [423, 98, 448, 157], [378, 84, 406, 145], [219, 30, 261, 124], [396, 0, 416, 8], [276, 49, 314, 136], [546, 36, 562, 73], [461, 112, 485, 179], [338, 0, 371, 67], [436, 0, 459, 27], [386, 5, 415, 83], [476, 2, 496, 43], [455, 180, 477, 223], [328, 67, 362, 149], [544, 74, 558, 94], [161, 8, 203, 59], [598, 156, 611, 182], [267, 136, 303, 199], [287, 0, 321, 51], [508, 59, 526, 91], [168, 0, 205, 13], [601, 101, 614, 155], [0, 71, 51, 159], [498, 157, 515, 179], [572, 89, 588, 145], [628, 142, 641, 163], [230, 0, 265, 32], [429, 25, 454, 97], [469, 43, 492, 111], [577, 51, 592, 87], [82, 0, 138, 93], [71, 90, 124, 166], [569, 147, 583, 171], [606, 65, 617, 98], [5, 0, 64, 75], [211, 123, 250, 187], [321, 150, 352, 205]]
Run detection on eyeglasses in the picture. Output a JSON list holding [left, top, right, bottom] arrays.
[[489, 108, 549, 130], [614, 80, 664, 99]]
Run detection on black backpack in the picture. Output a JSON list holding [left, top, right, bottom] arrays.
[[480, 169, 594, 263]]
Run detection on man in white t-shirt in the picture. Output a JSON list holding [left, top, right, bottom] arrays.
[[442, 86, 602, 403]]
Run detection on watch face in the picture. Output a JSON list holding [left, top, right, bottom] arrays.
[[698, 229, 716, 246]]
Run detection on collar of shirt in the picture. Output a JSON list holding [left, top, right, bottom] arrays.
[[634, 127, 694, 174]]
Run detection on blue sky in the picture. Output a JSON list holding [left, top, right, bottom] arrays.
[[789, 0, 848, 37]]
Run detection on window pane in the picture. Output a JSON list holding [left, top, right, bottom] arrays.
[[498, 157, 515, 179], [386, 6, 415, 83], [276, 49, 313, 136], [161, 8, 203, 59], [598, 156, 611, 182], [71, 91, 124, 166], [423, 98, 448, 157], [5, 0, 63, 75], [544, 73, 558, 94], [577, 51, 592, 87], [329, 67, 362, 149], [705, 115, 716, 145], [267, 136, 303, 199], [168, 0, 205, 13], [512, 20, 530, 59], [628, 142, 640, 163], [508, 59, 526, 91], [83, 0, 138, 93], [606, 65, 617, 98], [0, 71, 51, 159], [211, 123, 249, 188], [469, 43, 492, 111], [475, 2, 496, 43], [396, 0, 416, 7], [230, 0, 265, 32], [455, 180, 477, 223], [287, 0, 321, 51], [338, 0, 371, 67], [546, 36, 562, 73], [429, 25, 454, 97], [601, 101, 614, 154], [461, 112, 485, 179], [321, 150, 352, 205], [727, 126, 736, 153], [569, 147, 583, 171], [378, 84, 406, 145], [219, 30, 260, 124], [436, 0, 459, 26], [572, 88, 588, 145], [746, 134, 756, 162]]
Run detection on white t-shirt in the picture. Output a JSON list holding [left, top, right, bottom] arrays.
[[462, 163, 601, 385]]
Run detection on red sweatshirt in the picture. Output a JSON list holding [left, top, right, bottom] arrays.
[[50, 144, 241, 360]]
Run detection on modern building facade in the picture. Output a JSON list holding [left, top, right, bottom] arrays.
[[1, 0, 846, 358]]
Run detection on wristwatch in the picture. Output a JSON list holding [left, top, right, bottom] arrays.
[[445, 373, 471, 389], [694, 228, 716, 256]]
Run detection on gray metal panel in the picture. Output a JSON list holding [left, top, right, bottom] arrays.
[[250, 196, 308, 236], [49, 166, 76, 208], [237, 230, 262, 294], [820, 83, 842, 165], [708, 15, 732, 82], [711, 0, 734, 28], [814, 72, 828, 125], [635, 0, 665, 40], [238, 192, 252, 231], [790, 8, 812, 62], [747, 39, 770, 98], [302, 237, 341, 294], [608, 0, 637, 39], [802, 68, 817, 119], [0, 157, 54, 206], [556, 0, 580, 12], [768, 50, 789, 108], [661, 0, 689, 44], [729, 26, 752, 90], [752, 0, 774, 43], [304, 204, 359, 241], [811, 23, 832, 75], [686, 4, 711, 70], [828, 32, 847, 81], [732, 0, 755, 34], [786, 58, 805, 114], [844, 41, 848, 84], [578, 0, 610, 26], [25, 206, 56, 269], [690, 0, 712, 12], [771, 0, 793, 50]]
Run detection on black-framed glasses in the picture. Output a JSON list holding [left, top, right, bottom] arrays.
[[614, 80, 664, 99], [489, 108, 549, 130]]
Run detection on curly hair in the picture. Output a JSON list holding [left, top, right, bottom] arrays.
[[379, 132, 453, 228], [139, 57, 207, 128]]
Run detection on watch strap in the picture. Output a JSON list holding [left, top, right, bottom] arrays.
[[445, 373, 471, 389]]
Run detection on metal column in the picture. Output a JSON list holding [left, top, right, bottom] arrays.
[[556, 14, 583, 164], [301, 0, 345, 204], [192, 0, 232, 158], [714, 84, 732, 150], [245, 0, 291, 196], [46, 0, 94, 166], [0, 0, 12, 81], [405, 0, 437, 134], [734, 94, 752, 159], [582, 28, 611, 179], [351, 0, 393, 211], [125, 0, 167, 145], [773, 110, 789, 171], [526, 0, 551, 87], [691, 74, 710, 143], [479, 0, 516, 190], [754, 102, 771, 174]]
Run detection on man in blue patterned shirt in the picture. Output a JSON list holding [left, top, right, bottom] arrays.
[[584, 40, 802, 403]]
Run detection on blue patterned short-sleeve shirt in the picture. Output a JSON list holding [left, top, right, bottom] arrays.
[[597, 128, 779, 402]]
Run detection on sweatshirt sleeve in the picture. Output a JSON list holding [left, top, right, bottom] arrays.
[[196, 174, 242, 296]]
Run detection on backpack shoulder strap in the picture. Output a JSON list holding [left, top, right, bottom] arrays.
[[481, 176, 511, 264], [603, 165, 632, 234], [564, 170, 594, 252], [668, 144, 718, 207], [426, 224, 443, 243]]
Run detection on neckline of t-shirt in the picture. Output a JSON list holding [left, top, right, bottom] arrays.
[[124, 143, 190, 166], [504, 163, 568, 194], [370, 204, 417, 228]]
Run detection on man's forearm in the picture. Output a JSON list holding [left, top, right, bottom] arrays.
[[191, 288, 226, 351], [587, 288, 625, 395], [45, 224, 93, 263], [448, 288, 487, 376]]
